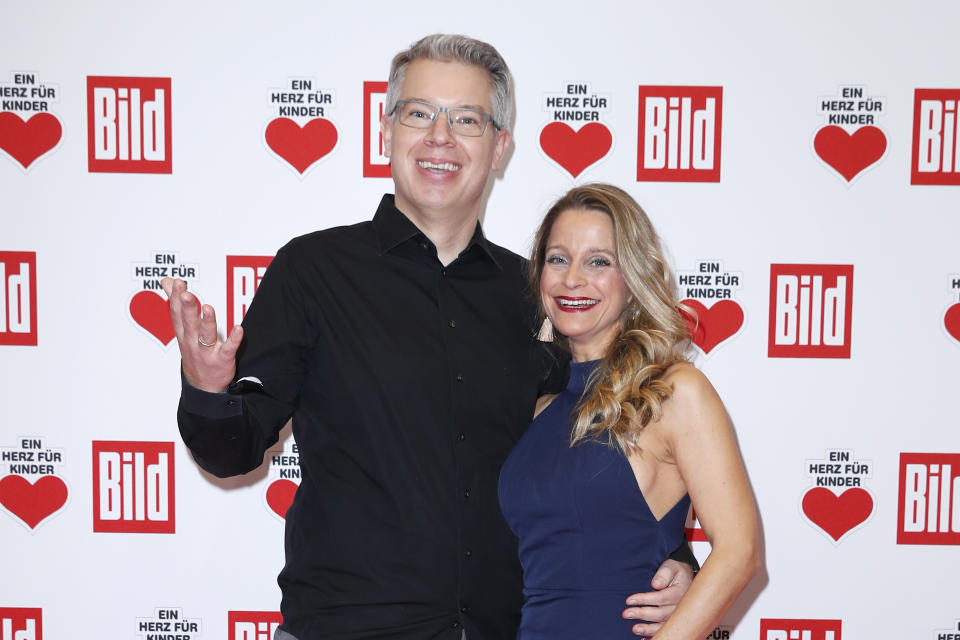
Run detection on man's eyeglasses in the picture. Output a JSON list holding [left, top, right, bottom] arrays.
[[392, 99, 499, 137]]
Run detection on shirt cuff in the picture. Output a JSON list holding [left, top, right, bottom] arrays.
[[179, 369, 243, 420]]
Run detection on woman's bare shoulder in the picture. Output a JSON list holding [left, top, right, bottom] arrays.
[[661, 361, 723, 415]]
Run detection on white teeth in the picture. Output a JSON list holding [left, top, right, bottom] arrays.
[[417, 160, 461, 172], [558, 298, 598, 307]]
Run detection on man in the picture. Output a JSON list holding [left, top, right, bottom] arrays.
[[164, 34, 694, 639]]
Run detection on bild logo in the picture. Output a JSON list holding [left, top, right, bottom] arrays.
[[87, 76, 171, 173], [228, 611, 282, 640], [363, 81, 389, 178], [92, 441, 175, 534], [760, 619, 841, 640], [0, 607, 42, 640], [0, 251, 37, 346], [911, 89, 960, 185], [226, 255, 273, 330], [768, 264, 853, 358], [637, 85, 722, 182], [897, 452, 960, 545]]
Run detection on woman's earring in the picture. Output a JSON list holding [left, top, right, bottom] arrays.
[[537, 317, 555, 342]]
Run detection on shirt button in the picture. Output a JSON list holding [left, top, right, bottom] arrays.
[[458, 433, 466, 441], [455, 374, 463, 382], [451, 621, 460, 629], [449, 319, 457, 328], [465, 549, 472, 558], [460, 605, 470, 613], [464, 489, 470, 499], [226, 399, 237, 407]]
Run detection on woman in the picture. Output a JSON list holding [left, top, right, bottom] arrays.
[[499, 184, 760, 639]]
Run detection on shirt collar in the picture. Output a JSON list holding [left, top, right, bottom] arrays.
[[372, 194, 502, 271]]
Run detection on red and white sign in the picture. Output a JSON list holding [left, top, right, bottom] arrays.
[[0, 72, 63, 171], [911, 89, 960, 185], [0, 436, 69, 531], [768, 264, 854, 358], [87, 76, 171, 173], [812, 86, 887, 183], [800, 449, 874, 544], [363, 81, 390, 178], [637, 85, 722, 182], [540, 82, 613, 178], [678, 260, 744, 356], [262, 78, 338, 175], [128, 252, 200, 347], [226, 255, 273, 330], [265, 441, 300, 521], [92, 441, 175, 534], [0, 608, 42, 640], [0, 252, 37, 346], [898, 452, 960, 545], [228, 611, 282, 640], [759, 619, 842, 640]]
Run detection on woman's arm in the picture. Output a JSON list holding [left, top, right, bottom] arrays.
[[650, 364, 761, 639]]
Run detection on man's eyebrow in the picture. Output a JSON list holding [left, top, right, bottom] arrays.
[[404, 98, 489, 112]]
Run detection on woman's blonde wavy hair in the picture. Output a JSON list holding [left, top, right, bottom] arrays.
[[529, 183, 692, 453]]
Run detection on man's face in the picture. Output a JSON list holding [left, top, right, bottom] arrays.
[[381, 58, 510, 224]]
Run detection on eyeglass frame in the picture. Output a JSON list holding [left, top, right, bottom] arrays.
[[390, 99, 501, 137]]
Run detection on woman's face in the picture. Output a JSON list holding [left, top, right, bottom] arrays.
[[539, 208, 630, 362]]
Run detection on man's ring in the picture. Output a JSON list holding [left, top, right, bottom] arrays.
[[198, 335, 216, 347]]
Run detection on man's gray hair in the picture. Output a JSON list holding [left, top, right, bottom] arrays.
[[384, 34, 514, 131]]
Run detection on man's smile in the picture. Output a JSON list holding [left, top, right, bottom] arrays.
[[417, 160, 462, 172]]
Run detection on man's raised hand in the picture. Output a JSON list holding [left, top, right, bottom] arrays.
[[161, 277, 242, 392]]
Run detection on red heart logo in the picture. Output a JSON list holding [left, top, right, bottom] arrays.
[[0, 111, 63, 169], [129, 290, 200, 346], [0, 474, 68, 529], [266, 479, 298, 519], [539, 121, 612, 178], [945, 303, 960, 343], [813, 125, 886, 182], [801, 486, 873, 542], [681, 299, 744, 354], [265, 117, 338, 174]]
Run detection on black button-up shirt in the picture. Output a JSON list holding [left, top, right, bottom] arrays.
[[179, 195, 559, 639]]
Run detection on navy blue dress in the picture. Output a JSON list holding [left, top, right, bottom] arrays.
[[499, 360, 690, 639]]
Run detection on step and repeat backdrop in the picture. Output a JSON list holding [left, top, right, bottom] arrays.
[[2, 2, 959, 639]]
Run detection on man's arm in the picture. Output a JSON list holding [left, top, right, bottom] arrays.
[[163, 248, 309, 477]]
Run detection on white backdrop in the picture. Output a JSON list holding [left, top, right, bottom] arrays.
[[2, 2, 959, 638]]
